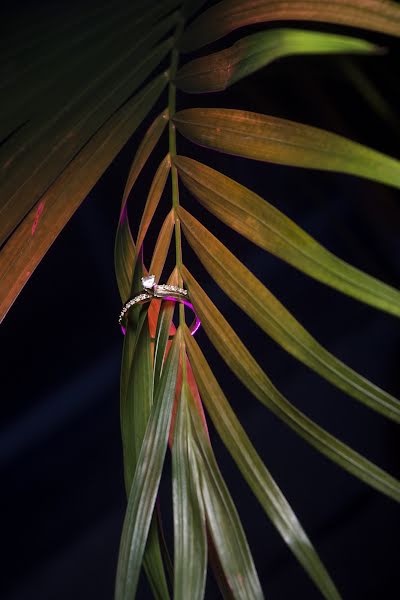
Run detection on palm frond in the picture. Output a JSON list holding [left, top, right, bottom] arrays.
[[172, 380, 207, 600], [176, 28, 381, 93], [115, 327, 181, 600], [178, 206, 400, 422], [182, 267, 400, 502], [136, 156, 172, 253], [3, 0, 400, 597], [0, 73, 167, 321], [0, 22, 174, 243], [173, 108, 400, 188], [181, 0, 400, 51], [185, 327, 341, 599], [187, 381, 265, 600], [175, 155, 400, 316], [115, 108, 168, 301]]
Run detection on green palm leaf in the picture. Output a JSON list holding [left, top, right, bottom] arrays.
[[115, 327, 181, 600], [185, 327, 341, 599], [119, 250, 147, 443], [153, 270, 178, 384], [149, 210, 175, 281], [176, 29, 381, 93], [136, 155, 172, 252], [182, 267, 400, 502], [3, 1, 399, 598], [175, 155, 400, 317], [178, 206, 400, 423], [120, 259, 171, 599], [172, 380, 207, 600], [129, 311, 171, 599], [187, 382, 265, 600], [115, 108, 168, 301], [173, 108, 400, 189], [181, 0, 400, 52]]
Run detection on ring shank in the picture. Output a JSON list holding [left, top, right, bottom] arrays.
[[119, 288, 200, 336]]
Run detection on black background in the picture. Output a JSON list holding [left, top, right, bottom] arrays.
[[1, 1, 400, 598]]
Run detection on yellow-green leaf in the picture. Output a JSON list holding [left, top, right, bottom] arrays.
[[120, 110, 169, 217], [185, 328, 341, 600], [153, 270, 178, 385], [119, 256, 149, 426], [181, 0, 400, 52], [173, 108, 400, 189], [175, 155, 400, 317], [118, 257, 171, 598], [149, 210, 175, 281], [136, 154, 171, 250], [178, 208, 400, 423], [125, 304, 170, 600], [188, 385, 264, 599], [182, 269, 400, 502], [115, 108, 168, 301], [176, 28, 381, 93], [115, 328, 182, 600], [172, 381, 207, 600]]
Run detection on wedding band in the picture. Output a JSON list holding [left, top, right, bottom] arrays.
[[118, 274, 201, 336]]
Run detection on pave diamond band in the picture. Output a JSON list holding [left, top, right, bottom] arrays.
[[118, 275, 200, 336], [153, 284, 188, 296], [118, 284, 188, 323]]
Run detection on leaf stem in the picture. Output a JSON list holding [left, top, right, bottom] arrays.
[[168, 19, 185, 326]]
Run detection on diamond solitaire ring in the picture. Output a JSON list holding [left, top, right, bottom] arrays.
[[118, 274, 201, 336]]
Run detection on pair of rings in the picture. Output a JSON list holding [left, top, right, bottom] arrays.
[[118, 275, 200, 336]]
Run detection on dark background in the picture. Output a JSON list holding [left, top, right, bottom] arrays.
[[2, 1, 400, 598]]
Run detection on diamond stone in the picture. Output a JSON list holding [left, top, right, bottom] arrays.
[[142, 275, 156, 289]]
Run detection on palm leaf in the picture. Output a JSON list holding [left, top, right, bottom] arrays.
[[187, 382, 265, 600], [181, 0, 400, 51], [122, 306, 150, 490], [0, 73, 167, 322], [119, 245, 146, 439], [0, 2, 175, 141], [172, 380, 207, 600], [176, 28, 381, 93], [120, 259, 171, 599], [130, 310, 171, 599], [3, 1, 399, 598], [178, 206, 400, 423], [149, 210, 175, 281], [136, 155, 172, 252], [153, 270, 179, 384], [173, 108, 400, 189], [115, 108, 168, 301], [174, 155, 400, 317], [0, 2, 113, 65], [185, 327, 341, 599], [115, 327, 181, 600], [1, 26, 174, 245], [182, 268, 400, 502]]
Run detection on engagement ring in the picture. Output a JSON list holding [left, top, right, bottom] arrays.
[[118, 275, 200, 336]]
